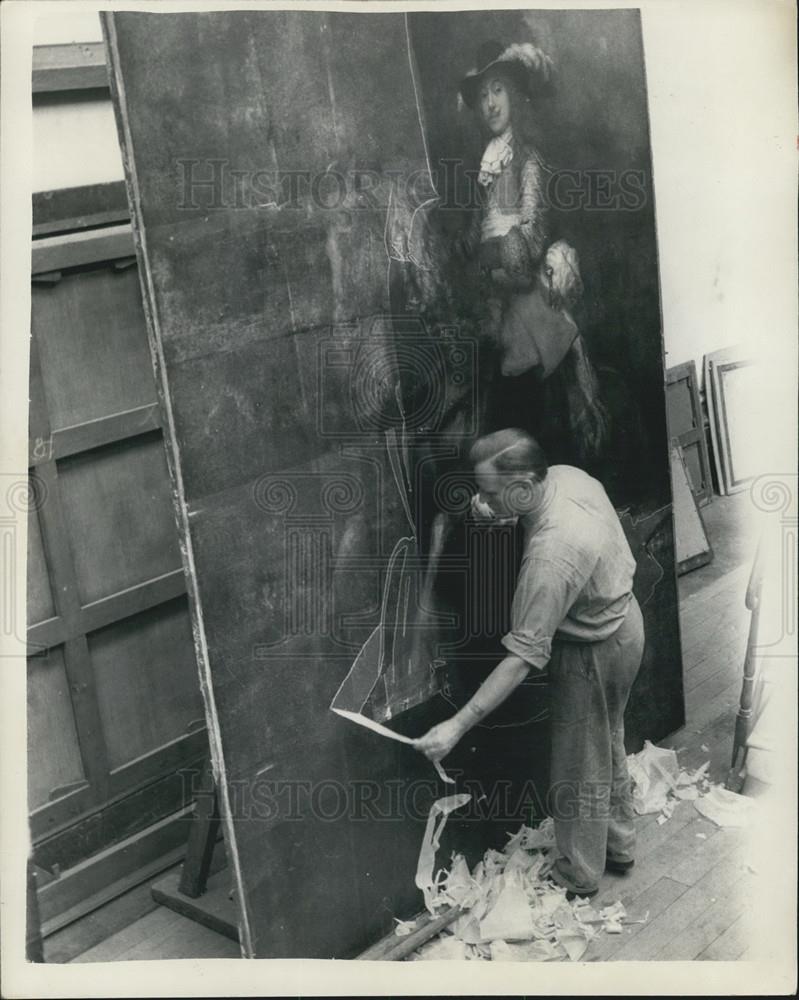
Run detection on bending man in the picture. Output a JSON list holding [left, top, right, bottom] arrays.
[[414, 427, 645, 898]]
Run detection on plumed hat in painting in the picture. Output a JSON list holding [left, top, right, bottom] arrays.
[[459, 40, 554, 110]]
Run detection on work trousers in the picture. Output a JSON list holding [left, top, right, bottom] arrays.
[[547, 595, 645, 894]]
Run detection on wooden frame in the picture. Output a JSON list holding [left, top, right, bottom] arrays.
[[29, 322, 201, 841], [32, 43, 109, 94], [670, 439, 713, 575], [704, 346, 758, 495], [37, 807, 195, 937], [33, 182, 130, 238], [28, 211, 208, 929], [666, 361, 713, 505], [32, 224, 135, 276], [33, 762, 202, 876]]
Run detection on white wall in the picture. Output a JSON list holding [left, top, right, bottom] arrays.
[[33, 98, 124, 192], [32, 11, 102, 44], [643, 1, 795, 379], [32, 11, 124, 192]]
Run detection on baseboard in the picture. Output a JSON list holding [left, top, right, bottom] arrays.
[[38, 806, 193, 937]]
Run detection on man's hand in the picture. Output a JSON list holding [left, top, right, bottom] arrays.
[[470, 492, 495, 521], [470, 491, 518, 527], [413, 717, 467, 762]]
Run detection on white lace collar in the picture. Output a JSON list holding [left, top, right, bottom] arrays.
[[478, 127, 514, 187]]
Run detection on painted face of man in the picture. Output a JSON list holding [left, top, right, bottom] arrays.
[[478, 74, 512, 136]]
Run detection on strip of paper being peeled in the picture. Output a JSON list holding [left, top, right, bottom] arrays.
[[332, 709, 456, 785], [331, 708, 415, 745]]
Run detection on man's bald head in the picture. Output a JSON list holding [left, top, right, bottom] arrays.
[[469, 428, 548, 480], [469, 429, 548, 520]]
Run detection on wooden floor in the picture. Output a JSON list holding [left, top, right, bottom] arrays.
[[50, 492, 758, 963]]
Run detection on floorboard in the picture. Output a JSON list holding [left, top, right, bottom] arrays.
[[592, 806, 719, 917], [657, 874, 754, 961], [685, 679, 741, 733], [586, 877, 688, 961], [697, 915, 749, 962], [43, 875, 163, 964], [120, 915, 241, 961], [684, 633, 748, 692], [621, 853, 755, 961], [668, 827, 747, 887], [72, 904, 183, 963]]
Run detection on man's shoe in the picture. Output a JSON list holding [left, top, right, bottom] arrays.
[[565, 887, 599, 901], [605, 858, 635, 874]]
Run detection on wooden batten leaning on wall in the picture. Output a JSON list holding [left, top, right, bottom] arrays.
[[666, 361, 713, 506]]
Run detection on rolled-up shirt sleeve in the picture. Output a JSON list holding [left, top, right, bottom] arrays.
[[501, 554, 595, 669]]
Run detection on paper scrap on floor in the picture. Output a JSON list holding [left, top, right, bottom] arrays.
[[627, 740, 681, 813], [407, 811, 644, 961], [694, 785, 757, 827], [597, 900, 626, 934], [626, 741, 712, 824]]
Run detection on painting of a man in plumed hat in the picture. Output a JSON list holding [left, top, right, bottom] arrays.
[[454, 38, 609, 470]]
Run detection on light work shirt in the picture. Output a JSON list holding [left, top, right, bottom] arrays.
[[501, 465, 636, 670]]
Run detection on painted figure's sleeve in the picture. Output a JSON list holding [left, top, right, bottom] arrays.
[[516, 155, 550, 265], [459, 204, 483, 259]]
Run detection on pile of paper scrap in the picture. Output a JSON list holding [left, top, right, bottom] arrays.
[[626, 740, 712, 824], [402, 737, 757, 961], [626, 740, 756, 829], [406, 818, 641, 962]]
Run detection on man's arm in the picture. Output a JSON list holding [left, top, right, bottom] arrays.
[[414, 553, 590, 763], [414, 654, 531, 762]]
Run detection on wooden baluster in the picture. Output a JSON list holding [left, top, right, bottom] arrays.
[[730, 534, 766, 774]]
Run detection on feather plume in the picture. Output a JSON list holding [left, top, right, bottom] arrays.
[[500, 42, 554, 83]]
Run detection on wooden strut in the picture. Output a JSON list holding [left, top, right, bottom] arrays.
[[177, 757, 221, 898], [355, 906, 462, 961], [26, 857, 45, 963]]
